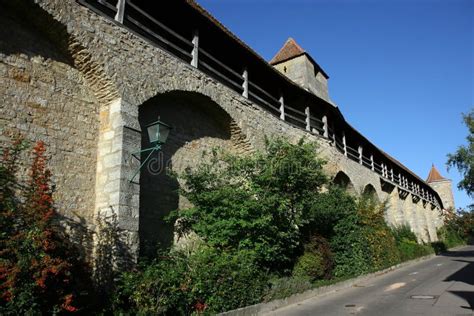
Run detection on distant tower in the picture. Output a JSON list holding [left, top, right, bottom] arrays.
[[426, 164, 455, 210], [270, 38, 330, 102]]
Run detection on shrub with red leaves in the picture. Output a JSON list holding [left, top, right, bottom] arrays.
[[0, 139, 92, 314]]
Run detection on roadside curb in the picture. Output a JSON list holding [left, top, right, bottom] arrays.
[[219, 245, 466, 316]]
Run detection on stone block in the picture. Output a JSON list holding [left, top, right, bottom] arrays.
[[102, 153, 121, 168]]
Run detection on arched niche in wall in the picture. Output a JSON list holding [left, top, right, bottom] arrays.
[[362, 183, 379, 202], [332, 171, 356, 194], [137, 90, 249, 258]]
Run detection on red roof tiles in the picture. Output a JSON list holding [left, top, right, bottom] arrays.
[[269, 38, 306, 65], [426, 164, 447, 182]]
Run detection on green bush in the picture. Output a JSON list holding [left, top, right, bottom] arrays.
[[357, 198, 400, 270], [305, 186, 357, 238], [390, 225, 436, 261], [293, 252, 324, 280], [331, 213, 372, 277], [293, 235, 333, 280], [437, 225, 465, 249], [396, 238, 433, 261], [391, 224, 418, 244], [430, 241, 447, 254], [169, 138, 328, 271], [437, 211, 470, 248], [397, 239, 419, 261], [457, 209, 474, 239], [263, 276, 312, 302], [114, 247, 269, 314], [331, 196, 400, 277], [114, 252, 189, 315]]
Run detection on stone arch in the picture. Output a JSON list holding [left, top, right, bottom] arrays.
[[332, 171, 356, 194], [68, 40, 120, 105], [362, 184, 379, 201], [137, 90, 251, 257]]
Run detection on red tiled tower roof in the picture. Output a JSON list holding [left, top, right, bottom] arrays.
[[426, 164, 447, 183], [270, 37, 306, 65]]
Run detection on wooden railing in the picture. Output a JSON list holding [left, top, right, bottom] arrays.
[[78, 0, 441, 209], [331, 134, 439, 206]]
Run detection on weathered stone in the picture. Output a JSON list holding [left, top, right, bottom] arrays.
[[0, 0, 447, 264]]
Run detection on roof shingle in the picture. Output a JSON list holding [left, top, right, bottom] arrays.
[[426, 164, 447, 182], [269, 37, 306, 65]]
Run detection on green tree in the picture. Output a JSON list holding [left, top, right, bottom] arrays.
[[304, 185, 356, 238], [169, 138, 328, 271], [447, 109, 474, 198]]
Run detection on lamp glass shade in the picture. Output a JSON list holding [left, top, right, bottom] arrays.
[[146, 120, 171, 144], [158, 124, 170, 143]]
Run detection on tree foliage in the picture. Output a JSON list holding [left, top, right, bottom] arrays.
[[440, 208, 474, 244], [170, 138, 328, 271], [331, 196, 400, 277], [447, 109, 474, 198], [305, 186, 357, 238], [116, 135, 456, 313]]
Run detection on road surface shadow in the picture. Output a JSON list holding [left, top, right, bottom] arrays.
[[442, 246, 474, 310], [448, 291, 474, 311], [439, 247, 474, 258], [443, 259, 474, 286]]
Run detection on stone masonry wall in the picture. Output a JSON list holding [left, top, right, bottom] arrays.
[[0, 5, 100, 229], [1, 0, 443, 261], [429, 180, 455, 210], [273, 54, 329, 102]]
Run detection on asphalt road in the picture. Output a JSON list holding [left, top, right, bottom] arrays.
[[266, 245, 474, 316]]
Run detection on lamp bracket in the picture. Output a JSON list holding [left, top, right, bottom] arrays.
[[129, 144, 162, 183]]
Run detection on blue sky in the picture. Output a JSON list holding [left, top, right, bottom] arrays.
[[198, 0, 473, 209]]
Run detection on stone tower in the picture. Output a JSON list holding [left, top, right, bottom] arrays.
[[426, 164, 455, 210], [270, 38, 330, 102]]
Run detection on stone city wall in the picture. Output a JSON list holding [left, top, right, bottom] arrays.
[[0, 0, 442, 261]]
